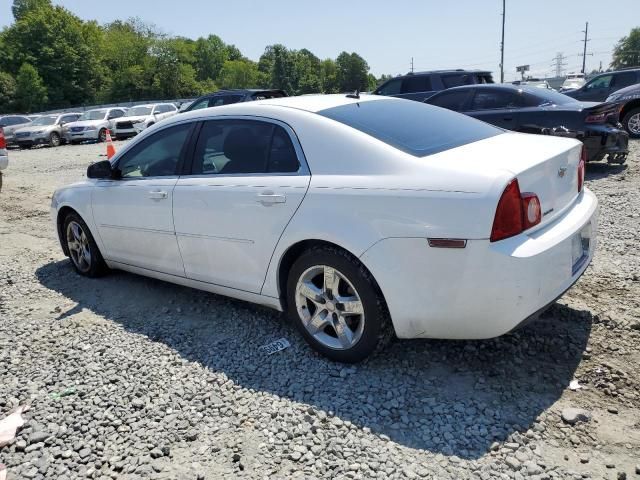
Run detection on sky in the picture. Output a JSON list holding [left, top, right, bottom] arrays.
[[0, 0, 637, 81]]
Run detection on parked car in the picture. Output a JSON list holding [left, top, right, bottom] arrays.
[[113, 103, 178, 140], [0, 115, 32, 146], [605, 81, 640, 138], [0, 127, 8, 191], [14, 113, 81, 148], [373, 69, 494, 102], [182, 89, 288, 113], [64, 108, 128, 144], [560, 73, 586, 91], [563, 69, 640, 103], [425, 84, 628, 163], [514, 79, 552, 90], [51, 94, 597, 362]]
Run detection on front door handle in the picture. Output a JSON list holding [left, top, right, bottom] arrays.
[[148, 190, 168, 200], [256, 192, 286, 205]]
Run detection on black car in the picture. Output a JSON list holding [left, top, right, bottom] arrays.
[[182, 89, 287, 112], [425, 84, 628, 163], [606, 83, 640, 138], [373, 69, 493, 102], [562, 69, 640, 102]]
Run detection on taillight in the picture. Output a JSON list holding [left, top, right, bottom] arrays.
[[0, 128, 6, 149], [490, 179, 542, 242], [585, 112, 606, 123], [490, 179, 523, 242], [578, 147, 586, 193]]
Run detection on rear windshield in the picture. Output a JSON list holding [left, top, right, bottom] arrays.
[[522, 87, 577, 106], [318, 98, 501, 157]]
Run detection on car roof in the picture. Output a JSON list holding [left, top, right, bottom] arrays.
[[249, 93, 387, 113]]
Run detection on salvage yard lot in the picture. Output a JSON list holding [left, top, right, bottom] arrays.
[[0, 141, 639, 479]]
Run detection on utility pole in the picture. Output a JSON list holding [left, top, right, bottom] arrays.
[[551, 52, 567, 78], [500, 0, 506, 83], [581, 22, 590, 73], [410, 57, 414, 73]]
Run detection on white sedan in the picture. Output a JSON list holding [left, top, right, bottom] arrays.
[[51, 94, 598, 362]]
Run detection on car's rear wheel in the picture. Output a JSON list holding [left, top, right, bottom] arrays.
[[98, 128, 107, 143], [49, 132, 61, 147], [622, 107, 640, 138], [63, 212, 107, 277], [286, 246, 391, 363]]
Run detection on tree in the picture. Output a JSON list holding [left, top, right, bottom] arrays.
[[268, 44, 295, 93], [611, 27, 640, 69], [11, 0, 51, 20], [293, 49, 322, 94], [194, 35, 228, 82], [218, 59, 261, 89], [14, 63, 47, 112], [320, 59, 339, 93], [335, 52, 370, 92], [0, 72, 17, 113]]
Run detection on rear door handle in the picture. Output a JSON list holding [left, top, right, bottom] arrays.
[[256, 192, 286, 205], [148, 190, 168, 200]]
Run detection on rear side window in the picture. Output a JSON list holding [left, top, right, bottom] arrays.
[[441, 73, 474, 88], [210, 95, 244, 107], [613, 72, 638, 88], [376, 78, 402, 95], [428, 90, 471, 111], [318, 99, 501, 157], [192, 120, 299, 175], [401, 75, 432, 93], [470, 90, 521, 110]]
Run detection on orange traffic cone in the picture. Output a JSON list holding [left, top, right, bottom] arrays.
[[105, 129, 116, 160]]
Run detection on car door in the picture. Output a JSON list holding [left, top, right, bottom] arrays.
[[173, 118, 310, 293], [464, 88, 521, 130], [91, 122, 194, 276], [573, 74, 613, 101]]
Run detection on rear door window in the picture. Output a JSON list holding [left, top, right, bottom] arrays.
[[401, 75, 432, 93], [613, 72, 638, 89], [376, 78, 402, 95], [441, 73, 474, 88], [210, 95, 244, 107], [428, 89, 472, 111], [470, 90, 521, 110]]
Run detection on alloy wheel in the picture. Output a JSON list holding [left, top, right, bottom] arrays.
[[66, 221, 92, 273], [50, 133, 60, 147], [295, 265, 365, 350], [628, 113, 640, 135]]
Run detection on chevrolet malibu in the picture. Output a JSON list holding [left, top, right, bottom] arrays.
[[51, 95, 598, 362]]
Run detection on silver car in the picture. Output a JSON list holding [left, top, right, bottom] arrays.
[[14, 113, 81, 148], [64, 107, 128, 144], [0, 115, 32, 146]]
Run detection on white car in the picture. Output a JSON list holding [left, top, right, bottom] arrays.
[[51, 94, 598, 362], [0, 127, 8, 191], [64, 108, 128, 144], [113, 103, 178, 140], [560, 73, 586, 92]]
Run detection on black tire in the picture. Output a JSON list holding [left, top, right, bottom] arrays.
[[98, 128, 107, 143], [622, 107, 640, 139], [62, 212, 107, 277], [49, 132, 61, 147], [286, 246, 392, 363]]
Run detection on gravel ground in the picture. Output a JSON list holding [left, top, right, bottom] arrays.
[[0, 139, 639, 480]]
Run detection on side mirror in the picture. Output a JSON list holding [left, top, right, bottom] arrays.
[[87, 160, 115, 179]]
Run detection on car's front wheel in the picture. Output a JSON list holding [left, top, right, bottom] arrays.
[[622, 107, 640, 138], [49, 132, 61, 147], [63, 212, 107, 277], [286, 246, 391, 363], [98, 128, 107, 143]]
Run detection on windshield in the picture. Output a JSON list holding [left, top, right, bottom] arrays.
[[128, 106, 153, 117], [78, 110, 107, 121], [31, 116, 58, 126], [524, 88, 577, 106], [318, 98, 501, 157]]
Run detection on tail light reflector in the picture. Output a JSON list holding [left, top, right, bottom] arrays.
[[521, 193, 541, 230], [0, 128, 5, 149], [578, 147, 586, 193]]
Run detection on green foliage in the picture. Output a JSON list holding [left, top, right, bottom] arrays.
[[12, 0, 51, 20], [0, 4, 391, 113], [14, 63, 47, 112], [611, 27, 640, 70], [0, 72, 17, 112]]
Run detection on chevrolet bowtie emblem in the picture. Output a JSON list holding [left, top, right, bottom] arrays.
[[558, 167, 567, 178]]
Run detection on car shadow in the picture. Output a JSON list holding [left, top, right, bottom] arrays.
[[35, 260, 592, 460], [585, 161, 627, 181]]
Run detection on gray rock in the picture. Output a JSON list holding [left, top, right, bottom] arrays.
[[505, 457, 521, 471], [561, 408, 591, 425]]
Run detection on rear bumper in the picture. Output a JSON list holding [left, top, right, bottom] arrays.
[[360, 188, 599, 339], [581, 126, 629, 162], [113, 128, 138, 138], [16, 135, 49, 146]]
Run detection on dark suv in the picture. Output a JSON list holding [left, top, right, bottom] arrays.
[[373, 70, 494, 102], [562, 69, 640, 102], [182, 89, 287, 112]]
